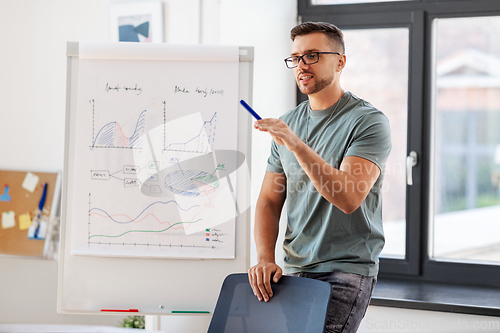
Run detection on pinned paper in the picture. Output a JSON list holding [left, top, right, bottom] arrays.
[[22, 172, 39, 193], [2, 211, 16, 229], [0, 185, 11, 202], [19, 213, 32, 230]]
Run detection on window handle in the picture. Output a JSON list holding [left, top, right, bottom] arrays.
[[406, 151, 418, 186]]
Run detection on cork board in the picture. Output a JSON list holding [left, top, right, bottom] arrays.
[[0, 170, 60, 257]]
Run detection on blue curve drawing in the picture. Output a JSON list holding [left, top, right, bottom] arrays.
[[93, 110, 146, 148], [89, 200, 200, 224]]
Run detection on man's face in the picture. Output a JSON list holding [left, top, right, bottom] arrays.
[[291, 32, 341, 96]]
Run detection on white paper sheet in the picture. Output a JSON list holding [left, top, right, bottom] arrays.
[[68, 43, 240, 259]]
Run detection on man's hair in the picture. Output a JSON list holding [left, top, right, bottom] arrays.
[[290, 21, 345, 54]]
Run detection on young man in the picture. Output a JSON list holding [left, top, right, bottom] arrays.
[[248, 22, 392, 333]]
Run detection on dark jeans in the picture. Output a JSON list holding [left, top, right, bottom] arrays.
[[290, 271, 376, 333]]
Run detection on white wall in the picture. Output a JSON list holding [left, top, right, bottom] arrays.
[[0, 0, 111, 172], [0, 0, 126, 326]]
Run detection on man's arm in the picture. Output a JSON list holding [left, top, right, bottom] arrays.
[[248, 172, 287, 302], [255, 118, 380, 214], [294, 148, 379, 214]]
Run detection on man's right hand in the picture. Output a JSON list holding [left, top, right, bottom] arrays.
[[250, 172, 286, 302], [248, 262, 283, 302]]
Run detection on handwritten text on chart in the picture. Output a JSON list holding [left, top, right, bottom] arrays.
[[105, 83, 143, 95], [174, 86, 224, 97]]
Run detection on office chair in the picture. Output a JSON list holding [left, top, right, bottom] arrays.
[[207, 273, 332, 333]]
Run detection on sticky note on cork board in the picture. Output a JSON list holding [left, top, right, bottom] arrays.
[[22, 172, 40, 193], [2, 211, 16, 229], [19, 213, 32, 230]]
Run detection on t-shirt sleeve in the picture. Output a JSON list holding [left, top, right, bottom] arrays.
[[266, 140, 285, 174], [345, 112, 392, 171]]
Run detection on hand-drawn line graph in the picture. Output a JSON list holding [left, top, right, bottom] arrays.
[[163, 107, 217, 153], [89, 219, 202, 240], [86, 195, 218, 249], [90, 99, 146, 149], [89, 200, 200, 224]]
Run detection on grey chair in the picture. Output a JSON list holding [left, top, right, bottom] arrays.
[[207, 273, 332, 333]]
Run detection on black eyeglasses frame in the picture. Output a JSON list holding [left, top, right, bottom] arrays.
[[284, 51, 341, 69]]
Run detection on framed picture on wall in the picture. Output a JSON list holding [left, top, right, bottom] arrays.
[[109, 0, 164, 43]]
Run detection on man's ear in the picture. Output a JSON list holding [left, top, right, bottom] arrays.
[[337, 54, 346, 72]]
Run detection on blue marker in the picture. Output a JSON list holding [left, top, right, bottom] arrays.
[[33, 183, 47, 239], [239, 100, 262, 120]]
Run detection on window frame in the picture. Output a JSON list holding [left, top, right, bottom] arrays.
[[298, 0, 500, 289]]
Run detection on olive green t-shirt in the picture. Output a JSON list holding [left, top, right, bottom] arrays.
[[266, 91, 392, 276]]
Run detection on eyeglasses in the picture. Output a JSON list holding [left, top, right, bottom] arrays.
[[284, 52, 341, 69]]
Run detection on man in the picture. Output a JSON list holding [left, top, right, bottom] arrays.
[[248, 22, 392, 333]]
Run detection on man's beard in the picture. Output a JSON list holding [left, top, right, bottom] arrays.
[[298, 74, 334, 95]]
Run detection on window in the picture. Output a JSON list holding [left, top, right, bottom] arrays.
[[431, 16, 500, 264], [299, 0, 500, 288], [340, 28, 409, 258]]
